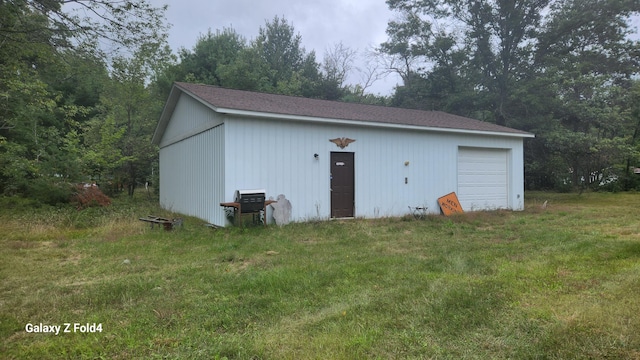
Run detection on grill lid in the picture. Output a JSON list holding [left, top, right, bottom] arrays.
[[234, 189, 266, 213], [234, 189, 265, 196]]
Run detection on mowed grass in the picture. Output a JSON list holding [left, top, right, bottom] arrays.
[[1, 192, 640, 359]]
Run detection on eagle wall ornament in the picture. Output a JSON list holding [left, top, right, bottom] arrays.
[[329, 137, 356, 149]]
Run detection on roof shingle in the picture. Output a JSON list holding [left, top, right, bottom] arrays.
[[173, 82, 533, 137]]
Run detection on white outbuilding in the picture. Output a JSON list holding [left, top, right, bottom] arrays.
[[152, 82, 534, 226]]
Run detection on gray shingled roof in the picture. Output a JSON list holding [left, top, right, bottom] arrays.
[[171, 82, 533, 137]]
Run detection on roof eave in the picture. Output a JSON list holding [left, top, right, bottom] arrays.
[[153, 84, 227, 145], [152, 86, 181, 145], [217, 108, 535, 139]]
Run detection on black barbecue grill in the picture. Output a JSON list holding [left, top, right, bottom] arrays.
[[234, 189, 266, 213], [220, 189, 275, 226]]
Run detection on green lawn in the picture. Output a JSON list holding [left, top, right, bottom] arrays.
[[1, 192, 640, 359]]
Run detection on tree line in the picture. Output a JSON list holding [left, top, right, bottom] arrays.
[[1, 0, 639, 206], [381, 0, 640, 191]]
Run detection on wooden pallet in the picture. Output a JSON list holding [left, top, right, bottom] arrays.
[[139, 215, 183, 230]]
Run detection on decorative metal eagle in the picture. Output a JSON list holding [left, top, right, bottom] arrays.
[[329, 137, 356, 149]]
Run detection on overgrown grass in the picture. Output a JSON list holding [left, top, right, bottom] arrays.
[[2, 192, 640, 359]]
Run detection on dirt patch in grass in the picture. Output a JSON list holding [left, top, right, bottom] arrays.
[[219, 255, 278, 274], [6, 240, 40, 250], [4, 240, 64, 250], [297, 236, 320, 244]]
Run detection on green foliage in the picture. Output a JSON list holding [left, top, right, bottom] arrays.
[[0, 0, 170, 204], [25, 178, 74, 205], [384, 0, 550, 124], [178, 27, 247, 86], [168, 16, 361, 100], [5, 0, 638, 204], [83, 115, 130, 180], [216, 46, 272, 91], [90, 48, 165, 197], [382, 0, 640, 191], [254, 16, 308, 90]]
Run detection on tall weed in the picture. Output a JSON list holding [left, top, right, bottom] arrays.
[[2, 191, 640, 359]]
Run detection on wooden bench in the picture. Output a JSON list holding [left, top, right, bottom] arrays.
[[139, 215, 183, 230]]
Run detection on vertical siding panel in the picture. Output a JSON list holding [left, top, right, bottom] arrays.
[[159, 124, 225, 226], [158, 93, 227, 225], [160, 94, 223, 148], [161, 102, 526, 225]]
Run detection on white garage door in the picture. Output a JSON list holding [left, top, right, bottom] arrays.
[[457, 148, 509, 211]]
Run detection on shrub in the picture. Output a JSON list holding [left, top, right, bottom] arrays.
[[23, 179, 74, 206], [71, 184, 112, 209]]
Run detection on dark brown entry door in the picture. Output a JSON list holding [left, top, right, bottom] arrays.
[[331, 152, 354, 218]]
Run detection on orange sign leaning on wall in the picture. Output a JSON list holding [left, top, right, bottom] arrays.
[[438, 192, 464, 216]]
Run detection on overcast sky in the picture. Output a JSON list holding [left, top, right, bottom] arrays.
[[151, 0, 402, 95], [151, 1, 640, 96]]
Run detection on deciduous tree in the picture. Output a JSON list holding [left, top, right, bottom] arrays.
[[382, 0, 640, 191], [0, 0, 169, 201]]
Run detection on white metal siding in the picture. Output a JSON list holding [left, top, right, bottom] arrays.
[[457, 147, 509, 211], [223, 118, 328, 222], [158, 97, 226, 226], [223, 117, 526, 223], [159, 93, 223, 148]]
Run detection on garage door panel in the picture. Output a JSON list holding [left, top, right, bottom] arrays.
[[458, 148, 509, 211]]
